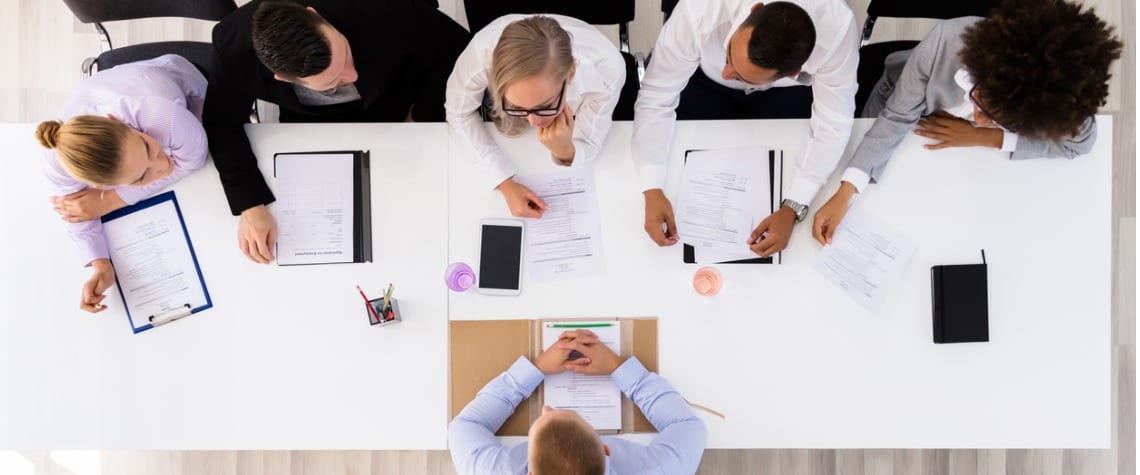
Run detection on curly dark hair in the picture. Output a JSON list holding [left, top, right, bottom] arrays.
[[960, 0, 1122, 141], [252, 1, 331, 79]]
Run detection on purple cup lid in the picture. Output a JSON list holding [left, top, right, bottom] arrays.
[[446, 262, 476, 292]]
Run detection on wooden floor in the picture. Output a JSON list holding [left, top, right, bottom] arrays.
[[0, 0, 1132, 473]]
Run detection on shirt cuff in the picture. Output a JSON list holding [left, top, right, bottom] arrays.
[[638, 165, 668, 193], [483, 153, 518, 191], [610, 356, 648, 394], [506, 356, 545, 394], [1000, 130, 1019, 152], [76, 233, 110, 267], [784, 176, 822, 208], [840, 168, 872, 194]]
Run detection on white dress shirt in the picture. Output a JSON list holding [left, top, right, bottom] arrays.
[[840, 68, 1019, 192], [632, 0, 858, 206], [446, 14, 626, 189]]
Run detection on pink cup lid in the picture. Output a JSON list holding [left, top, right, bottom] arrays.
[[693, 267, 722, 296]]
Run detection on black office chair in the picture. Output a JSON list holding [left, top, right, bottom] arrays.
[[61, 0, 237, 78], [856, 0, 1000, 116], [462, 0, 643, 120], [662, 0, 680, 22]]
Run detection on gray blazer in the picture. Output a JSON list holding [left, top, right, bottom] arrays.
[[850, 17, 1098, 184]]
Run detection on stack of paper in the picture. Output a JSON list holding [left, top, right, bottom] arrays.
[[678, 148, 782, 263]]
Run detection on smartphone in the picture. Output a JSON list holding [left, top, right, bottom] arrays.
[[477, 218, 524, 296]]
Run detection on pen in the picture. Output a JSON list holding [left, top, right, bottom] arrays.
[[548, 323, 613, 328], [383, 283, 395, 320], [357, 285, 382, 324]]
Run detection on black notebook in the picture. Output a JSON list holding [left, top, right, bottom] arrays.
[[931, 261, 989, 343], [272, 150, 372, 266], [681, 149, 783, 265]]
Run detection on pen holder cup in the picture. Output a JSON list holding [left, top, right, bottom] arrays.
[[367, 297, 402, 326]]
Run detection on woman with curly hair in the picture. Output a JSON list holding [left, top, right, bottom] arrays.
[[812, 0, 1121, 244]]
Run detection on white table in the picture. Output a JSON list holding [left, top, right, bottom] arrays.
[[0, 123, 451, 449], [448, 118, 1113, 449], [0, 117, 1112, 449]]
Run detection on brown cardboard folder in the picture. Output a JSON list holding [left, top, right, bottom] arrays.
[[449, 317, 658, 436]]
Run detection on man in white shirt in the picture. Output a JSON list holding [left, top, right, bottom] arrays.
[[632, 0, 858, 256]]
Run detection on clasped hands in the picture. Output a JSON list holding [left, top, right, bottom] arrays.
[[534, 329, 625, 376]]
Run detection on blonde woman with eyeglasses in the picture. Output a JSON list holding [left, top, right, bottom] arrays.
[[446, 14, 625, 218]]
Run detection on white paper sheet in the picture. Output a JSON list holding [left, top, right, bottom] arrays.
[[274, 153, 356, 265], [813, 206, 917, 312], [514, 169, 605, 283], [102, 199, 209, 324], [684, 148, 782, 263], [542, 321, 623, 431]]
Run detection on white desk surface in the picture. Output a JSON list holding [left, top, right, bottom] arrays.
[[0, 117, 1112, 449], [448, 118, 1113, 449], [0, 123, 451, 449]]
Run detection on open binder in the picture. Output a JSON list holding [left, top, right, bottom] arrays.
[[449, 317, 659, 436], [681, 148, 784, 264], [100, 191, 212, 333], [273, 150, 372, 265]]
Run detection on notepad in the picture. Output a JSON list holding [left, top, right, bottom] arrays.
[[101, 191, 212, 333], [542, 321, 623, 431], [273, 151, 372, 266], [932, 262, 989, 343]]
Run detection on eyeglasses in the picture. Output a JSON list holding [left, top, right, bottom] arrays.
[[968, 85, 1012, 131], [502, 80, 566, 117]]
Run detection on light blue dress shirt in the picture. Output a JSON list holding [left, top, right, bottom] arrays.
[[448, 356, 707, 475]]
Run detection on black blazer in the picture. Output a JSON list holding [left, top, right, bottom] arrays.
[[203, 0, 469, 214]]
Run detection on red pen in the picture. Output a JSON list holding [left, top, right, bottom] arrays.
[[356, 285, 382, 323]]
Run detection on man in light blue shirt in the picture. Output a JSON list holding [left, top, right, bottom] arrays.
[[449, 330, 707, 475]]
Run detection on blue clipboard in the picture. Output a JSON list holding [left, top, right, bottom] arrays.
[[101, 191, 213, 333]]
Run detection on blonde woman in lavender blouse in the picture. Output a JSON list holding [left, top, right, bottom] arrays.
[[34, 54, 208, 314]]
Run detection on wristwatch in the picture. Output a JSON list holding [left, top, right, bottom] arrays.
[[781, 198, 809, 222]]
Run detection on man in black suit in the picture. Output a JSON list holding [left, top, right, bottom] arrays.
[[204, 0, 469, 263]]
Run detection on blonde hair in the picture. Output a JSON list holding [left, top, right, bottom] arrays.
[[489, 16, 574, 137], [530, 416, 605, 475], [35, 115, 129, 185]]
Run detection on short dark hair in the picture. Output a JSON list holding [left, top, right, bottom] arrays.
[[742, 2, 816, 78], [960, 0, 1122, 140], [252, 1, 331, 78]]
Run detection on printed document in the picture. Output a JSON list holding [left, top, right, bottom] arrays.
[[814, 207, 917, 312], [514, 169, 605, 282], [274, 153, 356, 265], [678, 148, 772, 257], [102, 199, 208, 322], [542, 321, 623, 431]]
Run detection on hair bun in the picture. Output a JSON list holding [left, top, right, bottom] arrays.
[[35, 121, 63, 149]]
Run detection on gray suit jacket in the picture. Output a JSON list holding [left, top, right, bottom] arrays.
[[850, 17, 1098, 184]]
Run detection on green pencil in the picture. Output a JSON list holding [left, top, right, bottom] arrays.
[[549, 323, 614, 328]]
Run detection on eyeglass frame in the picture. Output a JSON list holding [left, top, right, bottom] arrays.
[[968, 85, 1013, 132], [501, 80, 566, 117]]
